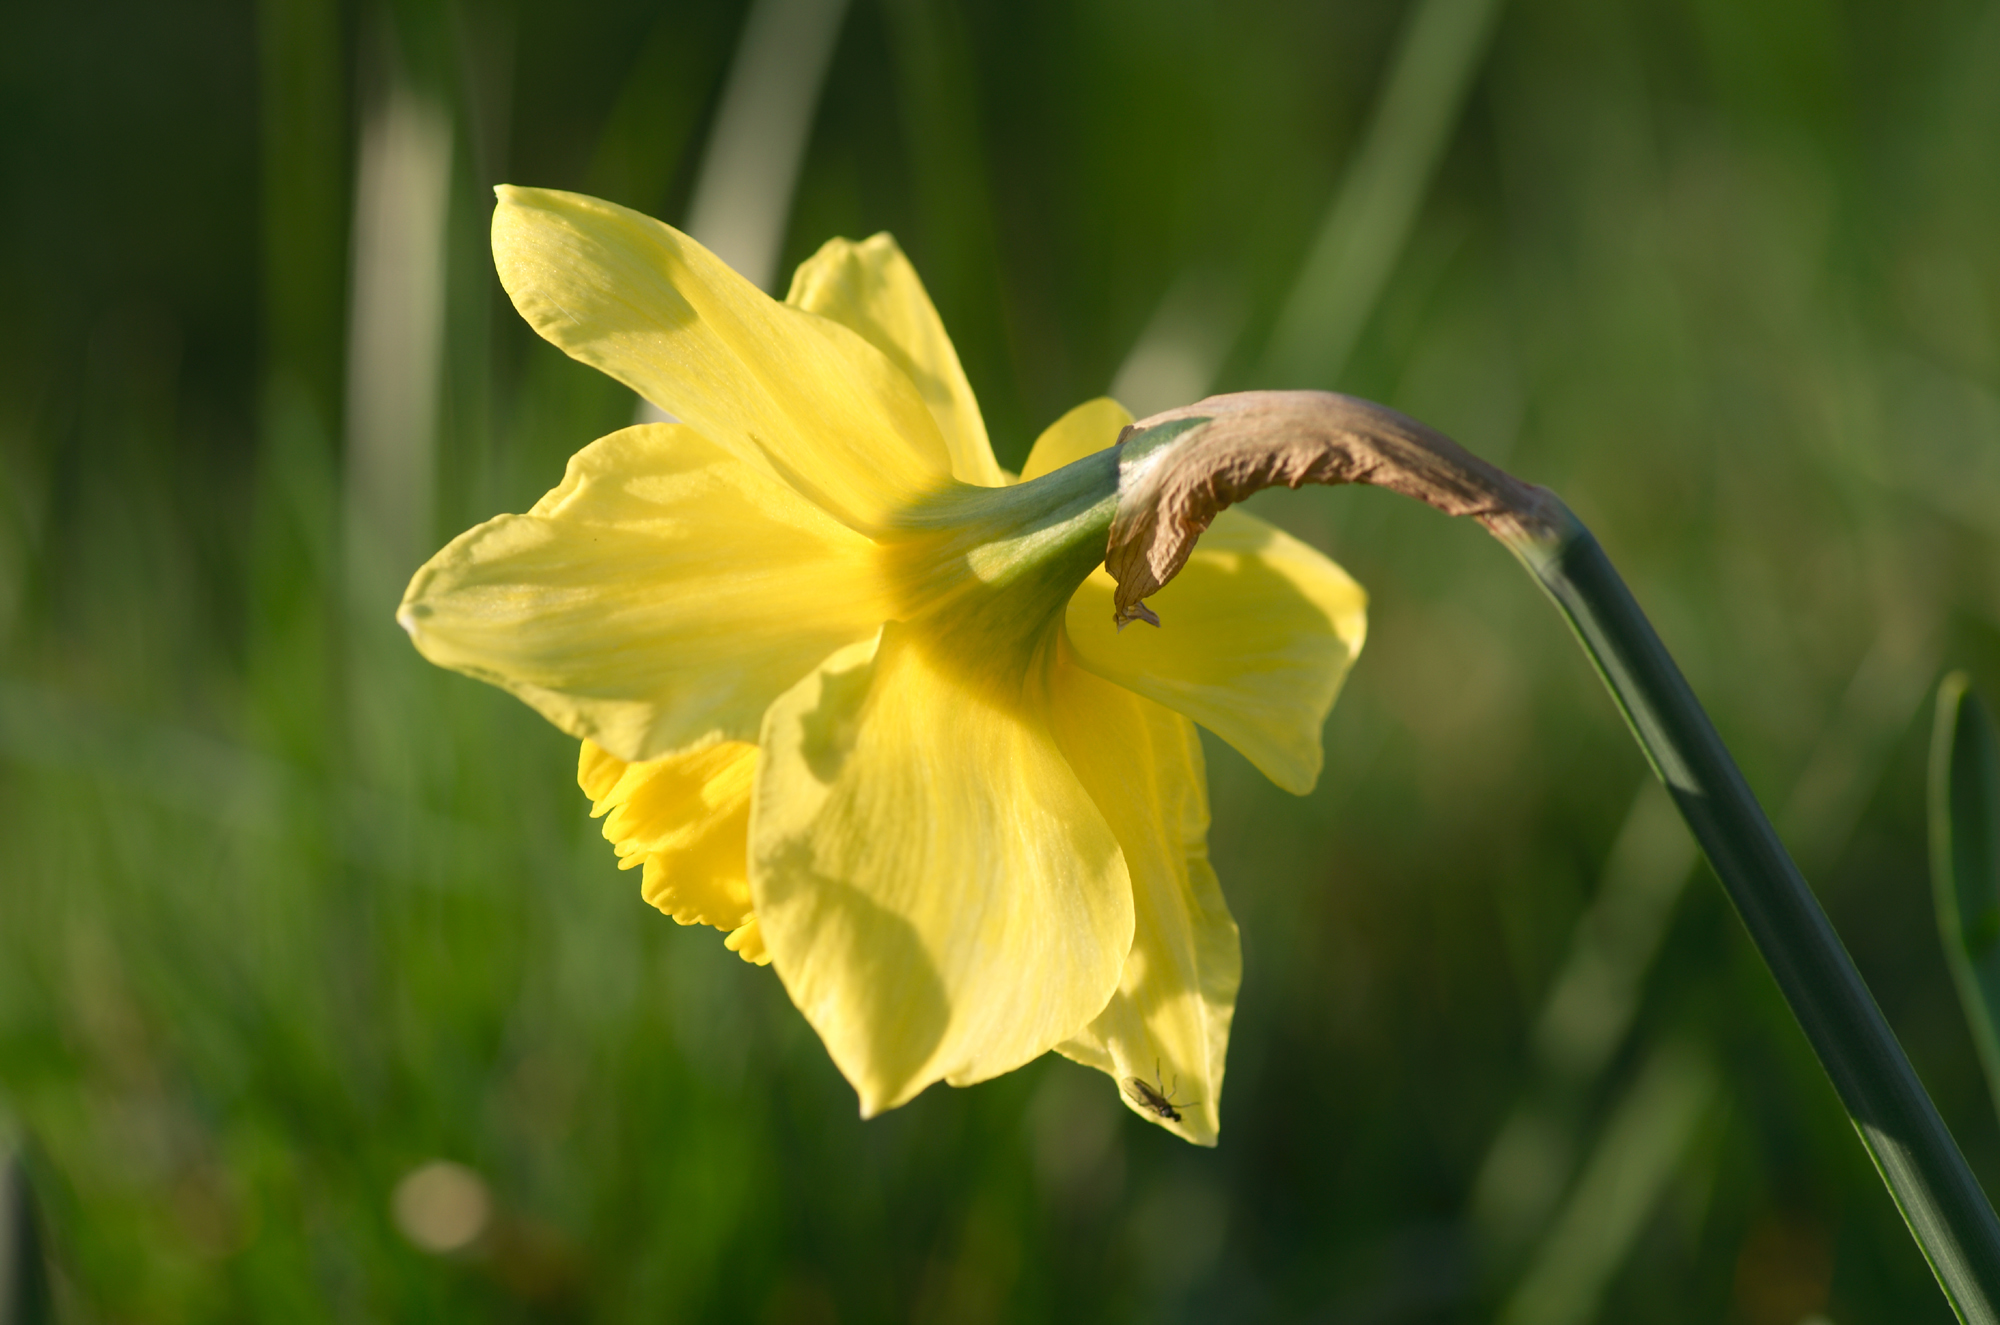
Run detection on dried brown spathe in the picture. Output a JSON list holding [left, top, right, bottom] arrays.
[[1104, 390, 1567, 625]]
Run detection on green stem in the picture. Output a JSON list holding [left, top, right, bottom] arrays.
[[1107, 388, 2000, 1311], [1504, 501, 2000, 1323]]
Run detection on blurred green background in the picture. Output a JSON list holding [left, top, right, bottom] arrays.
[[3, 0, 1999, 1319]]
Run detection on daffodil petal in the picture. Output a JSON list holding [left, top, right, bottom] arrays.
[[752, 627, 1135, 1115], [1010, 392, 1369, 792], [724, 917, 769, 964], [579, 739, 759, 940], [785, 234, 1007, 489], [1047, 648, 1238, 1146], [400, 423, 891, 761], [1064, 508, 1366, 794], [1018, 397, 1133, 481], [492, 186, 952, 532]]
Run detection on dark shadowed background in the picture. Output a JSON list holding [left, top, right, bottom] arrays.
[[3, 0, 1999, 1319]]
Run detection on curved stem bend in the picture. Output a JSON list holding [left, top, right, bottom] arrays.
[[1109, 390, 2000, 1322]]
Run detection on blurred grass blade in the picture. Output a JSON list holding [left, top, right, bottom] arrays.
[[1123, 0, 1506, 430], [1472, 624, 1936, 1268], [1110, 273, 1245, 420], [683, 0, 852, 292], [342, 72, 451, 602], [1504, 514, 2000, 1323], [0, 1126, 52, 1325], [1260, 0, 1504, 386], [634, 0, 850, 431], [1497, 1042, 1716, 1325], [1469, 781, 1696, 1257], [1931, 673, 2000, 1118]]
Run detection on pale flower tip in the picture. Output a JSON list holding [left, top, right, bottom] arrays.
[[1114, 601, 1161, 631], [723, 918, 771, 965], [395, 602, 428, 639], [851, 1077, 920, 1121]]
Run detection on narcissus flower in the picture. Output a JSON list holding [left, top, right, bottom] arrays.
[[398, 187, 1366, 1143]]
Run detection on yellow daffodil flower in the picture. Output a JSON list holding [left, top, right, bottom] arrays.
[[397, 187, 1367, 1144]]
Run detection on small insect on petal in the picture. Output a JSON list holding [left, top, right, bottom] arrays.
[[1123, 1060, 1198, 1123]]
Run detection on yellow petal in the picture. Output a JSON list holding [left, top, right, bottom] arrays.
[[1018, 397, 1133, 482], [785, 234, 1007, 489], [724, 917, 769, 964], [1005, 394, 1366, 791], [1064, 509, 1366, 795], [399, 423, 891, 761], [583, 744, 754, 919], [492, 186, 952, 532], [1047, 647, 1238, 1146], [752, 627, 1134, 1115], [578, 739, 629, 802], [579, 739, 770, 965]]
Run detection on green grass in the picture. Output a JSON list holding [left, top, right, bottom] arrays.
[[3, 0, 2000, 1319]]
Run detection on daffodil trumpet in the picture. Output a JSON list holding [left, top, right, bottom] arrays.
[[1104, 389, 2000, 1319], [400, 188, 1367, 1148]]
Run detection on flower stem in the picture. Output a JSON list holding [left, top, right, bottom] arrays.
[[1502, 504, 2000, 1323], [1109, 389, 2000, 1314]]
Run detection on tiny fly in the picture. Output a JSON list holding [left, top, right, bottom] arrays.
[[1122, 1060, 1198, 1122]]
